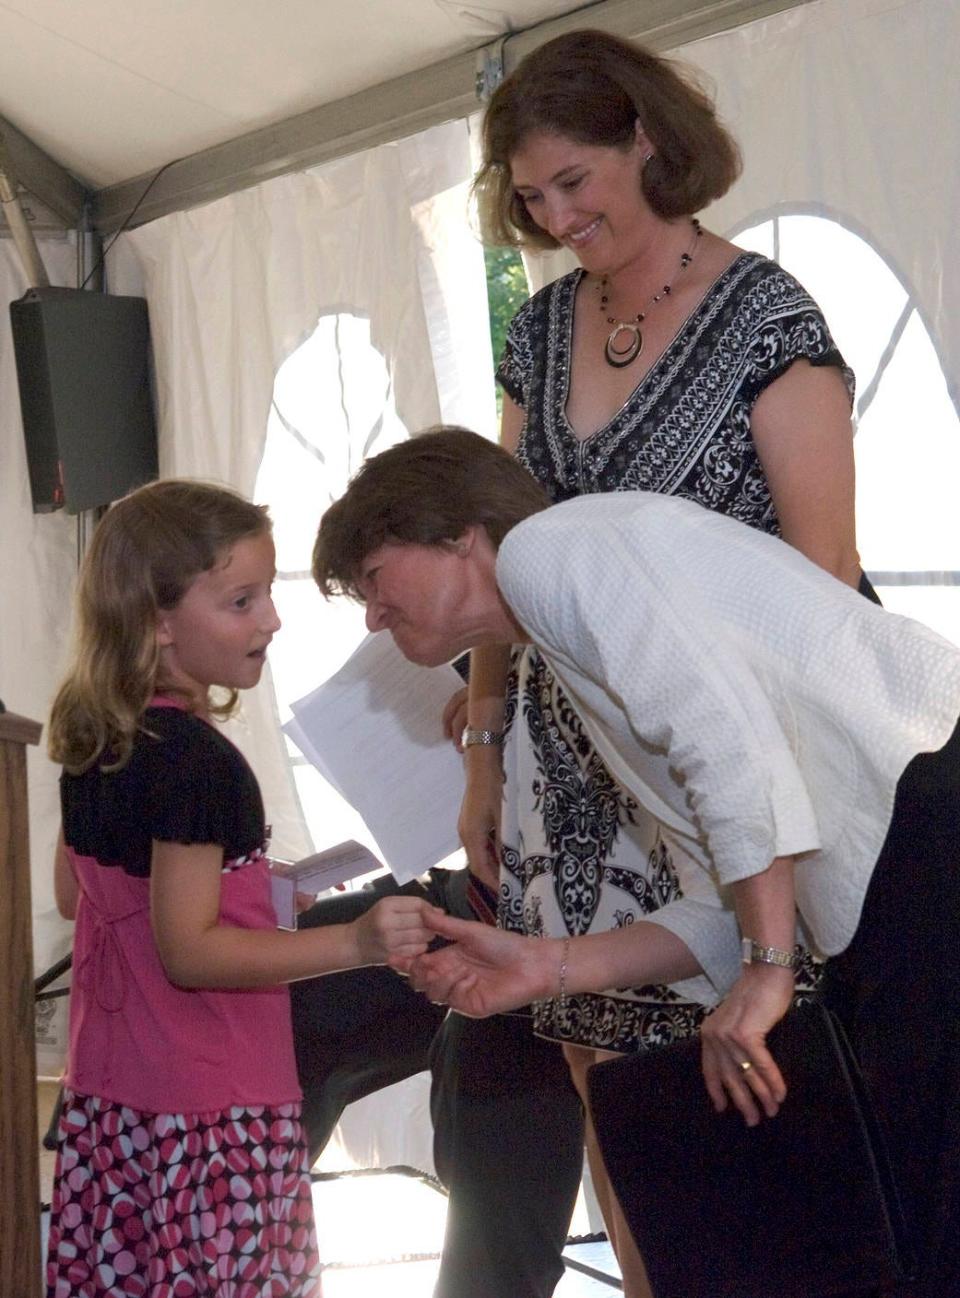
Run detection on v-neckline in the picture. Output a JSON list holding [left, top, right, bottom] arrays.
[[559, 252, 754, 446]]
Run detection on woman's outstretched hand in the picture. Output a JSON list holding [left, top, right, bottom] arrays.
[[699, 964, 794, 1126], [352, 897, 443, 966], [394, 911, 556, 1017]]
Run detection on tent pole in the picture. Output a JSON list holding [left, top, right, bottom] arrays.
[[0, 133, 50, 288]]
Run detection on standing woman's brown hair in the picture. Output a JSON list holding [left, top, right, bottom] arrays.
[[474, 29, 741, 249]]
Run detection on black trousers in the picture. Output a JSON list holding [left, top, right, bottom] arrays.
[[822, 717, 960, 1298], [290, 869, 585, 1298]]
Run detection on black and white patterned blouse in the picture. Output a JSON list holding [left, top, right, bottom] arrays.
[[494, 252, 847, 1054], [498, 252, 853, 521]]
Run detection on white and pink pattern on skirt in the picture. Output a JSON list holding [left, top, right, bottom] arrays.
[[46, 1090, 322, 1298]]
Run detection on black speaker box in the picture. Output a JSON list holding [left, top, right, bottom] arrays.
[[10, 286, 158, 514]]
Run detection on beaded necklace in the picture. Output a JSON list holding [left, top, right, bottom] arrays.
[[598, 218, 703, 368]]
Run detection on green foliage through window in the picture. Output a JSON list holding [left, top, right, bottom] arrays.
[[484, 245, 529, 419]]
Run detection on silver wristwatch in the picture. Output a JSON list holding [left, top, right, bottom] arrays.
[[740, 937, 801, 971], [461, 726, 504, 748]]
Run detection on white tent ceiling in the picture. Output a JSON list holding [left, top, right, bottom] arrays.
[[0, 0, 574, 188], [0, 0, 807, 233]]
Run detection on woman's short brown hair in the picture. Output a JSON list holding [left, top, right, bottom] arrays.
[[313, 427, 549, 599], [474, 29, 741, 249]]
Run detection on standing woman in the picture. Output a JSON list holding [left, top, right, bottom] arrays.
[[455, 29, 866, 1297]]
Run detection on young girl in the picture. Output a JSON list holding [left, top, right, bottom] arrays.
[[46, 478, 437, 1298]]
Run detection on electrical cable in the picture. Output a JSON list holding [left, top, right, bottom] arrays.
[[79, 155, 183, 289]]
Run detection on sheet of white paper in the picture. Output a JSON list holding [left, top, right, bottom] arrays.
[[283, 633, 466, 883]]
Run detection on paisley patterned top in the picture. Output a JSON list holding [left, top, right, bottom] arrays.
[[495, 252, 848, 1053]]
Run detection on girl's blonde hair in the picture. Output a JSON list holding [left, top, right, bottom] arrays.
[[48, 479, 271, 775]]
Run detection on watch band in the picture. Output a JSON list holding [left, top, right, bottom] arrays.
[[461, 726, 504, 748], [741, 937, 801, 970]]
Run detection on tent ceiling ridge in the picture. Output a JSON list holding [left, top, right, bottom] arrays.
[[83, 0, 808, 235], [0, 114, 88, 232]]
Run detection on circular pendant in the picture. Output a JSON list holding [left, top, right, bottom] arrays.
[[604, 322, 643, 368]]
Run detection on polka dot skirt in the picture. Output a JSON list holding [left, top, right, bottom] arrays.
[[46, 1090, 322, 1297]]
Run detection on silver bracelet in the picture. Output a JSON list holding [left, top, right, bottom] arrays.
[[461, 726, 504, 748], [740, 937, 801, 971], [558, 936, 570, 1008]]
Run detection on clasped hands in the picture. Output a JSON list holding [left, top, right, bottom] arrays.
[[392, 910, 554, 1019], [392, 910, 794, 1128]]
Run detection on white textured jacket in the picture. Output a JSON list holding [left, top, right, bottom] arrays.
[[497, 493, 960, 1003]]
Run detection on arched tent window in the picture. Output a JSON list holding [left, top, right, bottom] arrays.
[[255, 313, 411, 861], [734, 211, 960, 645]]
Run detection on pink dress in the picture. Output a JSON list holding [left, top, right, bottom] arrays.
[[46, 702, 322, 1298]]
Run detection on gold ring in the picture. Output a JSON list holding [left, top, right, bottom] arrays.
[[738, 1060, 753, 1073]]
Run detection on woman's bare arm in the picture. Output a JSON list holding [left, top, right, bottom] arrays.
[[752, 361, 861, 586], [400, 909, 701, 1018]]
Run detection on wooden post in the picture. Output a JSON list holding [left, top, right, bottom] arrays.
[[0, 710, 44, 1298]]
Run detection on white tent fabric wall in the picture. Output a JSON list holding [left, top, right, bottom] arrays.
[[1, 236, 85, 1059], [107, 116, 493, 872], [102, 116, 492, 1174], [692, 0, 960, 404], [676, 0, 960, 643]]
